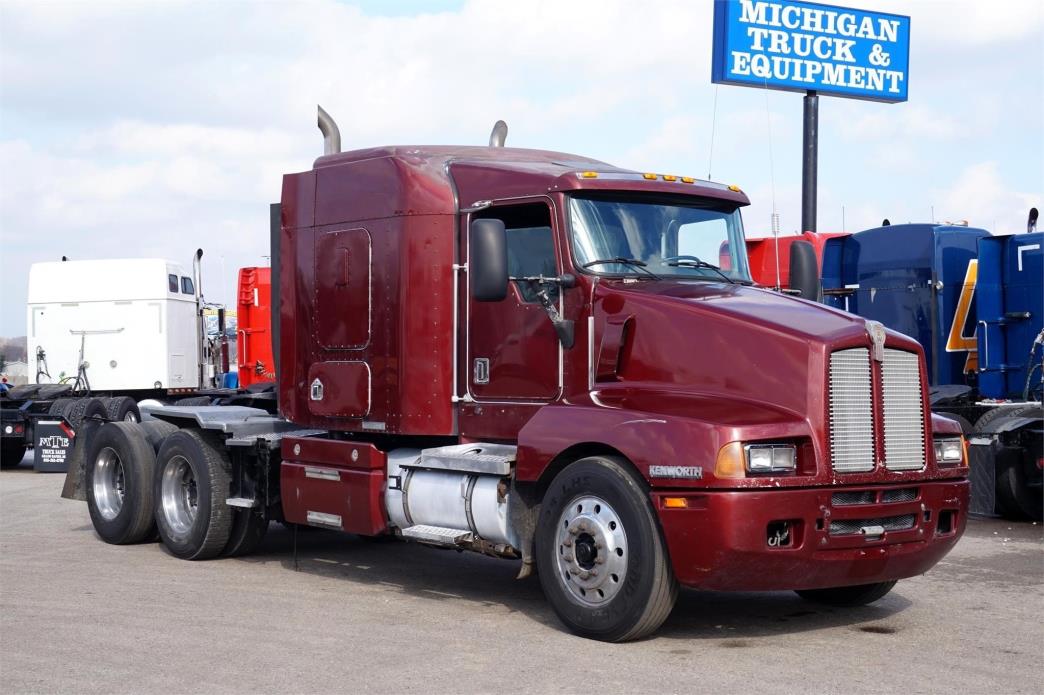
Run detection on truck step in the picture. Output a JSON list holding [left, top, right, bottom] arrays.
[[410, 443, 517, 475], [225, 497, 258, 508], [400, 524, 473, 546]]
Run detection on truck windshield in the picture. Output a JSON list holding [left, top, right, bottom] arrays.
[[569, 194, 752, 282]]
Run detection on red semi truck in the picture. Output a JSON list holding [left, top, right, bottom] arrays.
[[63, 109, 969, 642], [235, 266, 275, 389]]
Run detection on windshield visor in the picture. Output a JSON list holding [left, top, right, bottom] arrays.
[[569, 194, 752, 282]]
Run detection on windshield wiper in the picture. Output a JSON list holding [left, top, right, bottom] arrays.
[[583, 257, 660, 280], [666, 258, 736, 284]]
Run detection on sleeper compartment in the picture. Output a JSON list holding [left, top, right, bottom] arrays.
[[280, 437, 387, 535]]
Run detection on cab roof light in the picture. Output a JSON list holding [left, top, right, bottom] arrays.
[[642, 173, 657, 180], [727, 184, 742, 192], [681, 176, 695, 184], [579, 171, 599, 179], [662, 174, 678, 182]]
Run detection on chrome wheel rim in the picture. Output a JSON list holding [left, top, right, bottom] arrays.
[[124, 411, 138, 422], [92, 446, 125, 521], [160, 455, 197, 538], [555, 495, 629, 606]]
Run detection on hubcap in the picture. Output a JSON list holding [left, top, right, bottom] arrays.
[[160, 455, 198, 538], [92, 447, 125, 521], [555, 495, 629, 606]]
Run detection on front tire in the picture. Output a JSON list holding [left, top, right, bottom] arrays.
[[796, 580, 897, 607], [536, 456, 677, 642], [154, 429, 232, 560]]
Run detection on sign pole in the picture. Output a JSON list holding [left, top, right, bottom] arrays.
[[801, 89, 818, 234]]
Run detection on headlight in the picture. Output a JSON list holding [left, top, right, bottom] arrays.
[[745, 444, 797, 473], [933, 437, 964, 466]]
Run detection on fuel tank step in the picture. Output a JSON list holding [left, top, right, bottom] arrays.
[[400, 524, 473, 546], [412, 443, 517, 475]]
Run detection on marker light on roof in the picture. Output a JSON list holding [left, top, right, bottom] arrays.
[[728, 184, 742, 192], [579, 171, 599, 178], [662, 175, 677, 182], [642, 173, 657, 180], [681, 177, 695, 184]]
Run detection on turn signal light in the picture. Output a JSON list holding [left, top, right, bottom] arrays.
[[715, 442, 746, 479], [663, 497, 688, 509]]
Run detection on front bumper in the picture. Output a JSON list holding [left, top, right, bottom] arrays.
[[656, 479, 968, 591]]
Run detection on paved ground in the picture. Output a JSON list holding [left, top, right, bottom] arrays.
[[1, 458, 1041, 694]]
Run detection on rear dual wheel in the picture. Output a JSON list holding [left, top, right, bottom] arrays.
[[153, 430, 267, 559], [85, 422, 158, 544], [536, 456, 677, 642]]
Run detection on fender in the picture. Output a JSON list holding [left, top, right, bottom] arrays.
[[516, 387, 812, 490]]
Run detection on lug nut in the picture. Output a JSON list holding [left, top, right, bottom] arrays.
[[589, 570, 598, 577], [595, 557, 605, 565], [563, 539, 573, 547], [569, 567, 580, 575], [595, 541, 604, 549], [579, 570, 590, 580], [569, 526, 579, 535], [562, 554, 574, 562]]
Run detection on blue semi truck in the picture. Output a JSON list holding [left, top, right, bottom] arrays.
[[821, 210, 1042, 520]]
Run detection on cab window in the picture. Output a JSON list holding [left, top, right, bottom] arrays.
[[181, 276, 194, 295], [477, 203, 557, 303], [168, 274, 179, 293]]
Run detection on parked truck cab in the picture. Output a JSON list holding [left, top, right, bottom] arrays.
[[68, 112, 969, 642], [270, 116, 968, 638]]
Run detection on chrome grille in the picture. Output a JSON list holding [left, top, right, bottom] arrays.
[[829, 514, 916, 536], [828, 348, 875, 473], [881, 349, 926, 471]]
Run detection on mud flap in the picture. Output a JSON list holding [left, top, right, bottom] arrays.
[[58, 417, 107, 500], [508, 481, 540, 579], [967, 438, 997, 517], [33, 419, 75, 474]]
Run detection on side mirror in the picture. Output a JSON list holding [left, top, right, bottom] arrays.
[[470, 218, 509, 302], [789, 240, 821, 301]]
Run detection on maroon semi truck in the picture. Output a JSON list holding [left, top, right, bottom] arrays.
[[64, 109, 969, 642]]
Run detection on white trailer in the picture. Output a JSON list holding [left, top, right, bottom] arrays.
[[26, 259, 209, 392]]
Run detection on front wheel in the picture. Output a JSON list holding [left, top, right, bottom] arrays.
[[795, 580, 897, 607], [536, 456, 677, 642]]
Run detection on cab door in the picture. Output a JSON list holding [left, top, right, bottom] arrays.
[[467, 200, 561, 402]]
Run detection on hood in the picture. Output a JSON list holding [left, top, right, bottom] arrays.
[[592, 279, 922, 420]]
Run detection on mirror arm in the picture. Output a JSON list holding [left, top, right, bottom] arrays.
[[529, 281, 576, 349]]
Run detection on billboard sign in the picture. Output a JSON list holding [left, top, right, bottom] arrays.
[[712, 0, 910, 102]]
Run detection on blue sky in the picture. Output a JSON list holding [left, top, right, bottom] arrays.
[[1, 0, 1041, 335]]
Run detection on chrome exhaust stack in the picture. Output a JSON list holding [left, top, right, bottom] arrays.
[[488, 120, 508, 147], [318, 104, 341, 155]]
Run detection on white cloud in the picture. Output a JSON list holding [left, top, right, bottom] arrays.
[[934, 161, 1039, 233]]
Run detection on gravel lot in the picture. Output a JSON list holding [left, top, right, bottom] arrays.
[[2, 458, 1041, 694]]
